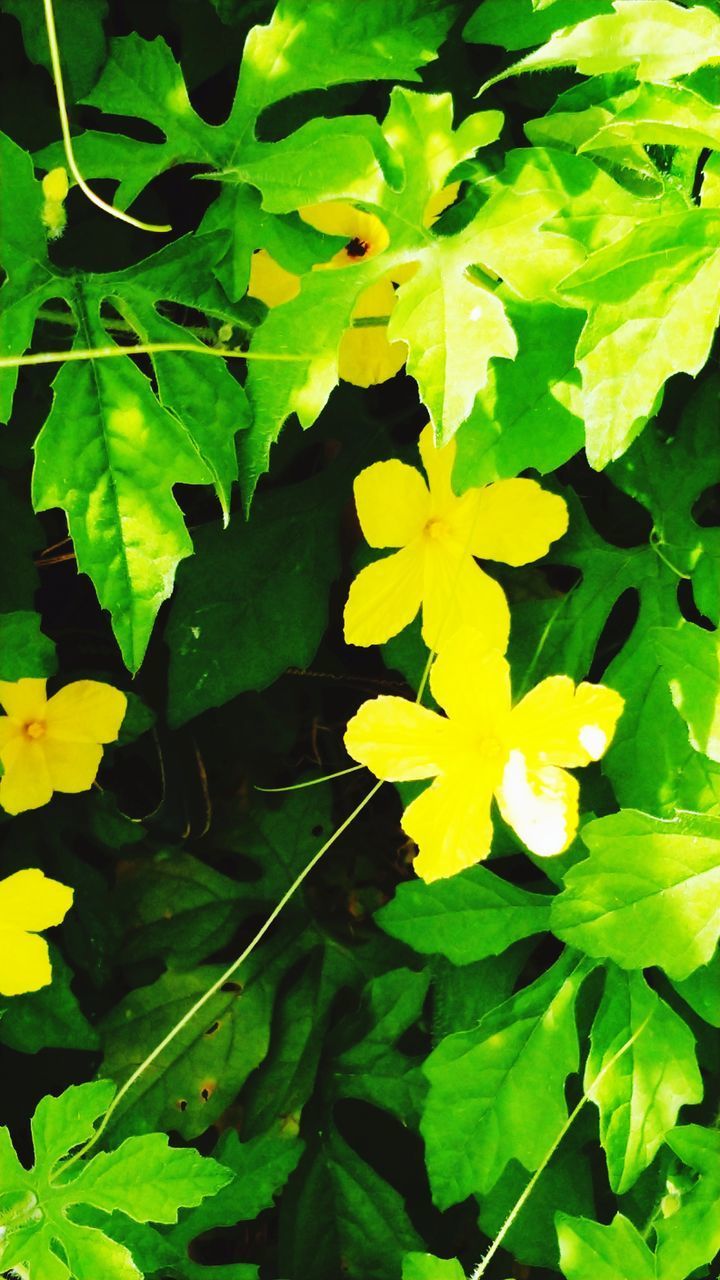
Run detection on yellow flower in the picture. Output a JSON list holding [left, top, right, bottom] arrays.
[[344, 424, 568, 651], [41, 166, 69, 240], [344, 628, 624, 881], [338, 277, 407, 387], [247, 191, 458, 388], [299, 202, 390, 268], [0, 678, 127, 815], [247, 249, 301, 307], [0, 869, 73, 995]]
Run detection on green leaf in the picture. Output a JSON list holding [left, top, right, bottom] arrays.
[[100, 1124, 303, 1280], [511, 381, 720, 815], [240, 269, 364, 496], [3, 0, 108, 99], [0, 611, 56, 680], [452, 298, 585, 488], [376, 865, 551, 964], [402, 1254, 465, 1280], [332, 967, 431, 1126], [464, 0, 614, 51], [99, 957, 280, 1140], [32, 327, 210, 673], [431, 946, 536, 1041], [560, 211, 720, 467], [0, 1081, 231, 1280], [579, 82, 720, 155], [0, 132, 58, 423], [160, 1126, 303, 1279], [242, 89, 507, 491], [0, 948, 98, 1053], [225, 115, 399, 211], [482, 0, 720, 92], [472, 144, 680, 298], [551, 810, 720, 980], [166, 473, 342, 724], [655, 1124, 720, 1280], [222, 785, 333, 903], [279, 1128, 422, 1280], [421, 952, 591, 1204], [555, 1212, 656, 1280], [585, 964, 702, 1194], [478, 1111, 596, 1270], [671, 949, 720, 1027], [70, 1134, 231, 1223], [40, 1, 455, 225], [654, 622, 720, 763], [389, 234, 517, 433], [241, 944, 358, 1136], [1, 127, 251, 670], [118, 852, 247, 967], [234, 0, 457, 109]]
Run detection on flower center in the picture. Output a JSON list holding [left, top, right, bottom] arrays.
[[477, 735, 504, 763], [346, 236, 370, 259], [24, 720, 46, 740], [424, 516, 449, 541]]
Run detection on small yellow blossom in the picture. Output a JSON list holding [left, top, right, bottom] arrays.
[[345, 628, 624, 881], [0, 869, 73, 996], [41, 166, 69, 240], [248, 249, 301, 308], [248, 189, 459, 387], [338, 276, 407, 387], [344, 425, 568, 651], [0, 678, 127, 815], [300, 202, 390, 268]]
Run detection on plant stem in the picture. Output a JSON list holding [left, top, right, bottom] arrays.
[[469, 1012, 652, 1279], [58, 780, 382, 1174], [43, 0, 171, 233], [0, 342, 313, 370]]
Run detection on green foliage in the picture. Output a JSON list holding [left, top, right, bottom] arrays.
[[551, 810, 720, 979], [2, 0, 720, 1276], [0, 1081, 231, 1279], [166, 472, 343, 723], [376, 864, 551, 963], [422, 952, 592, 1204], [584, 964, 702, 1193]]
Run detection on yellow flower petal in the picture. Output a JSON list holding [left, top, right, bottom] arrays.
[[404, 770, 495, 881], [354, 460, 429, 549], [339, 278, 406, 387], [300, 202, 389, 267], [389, 261, 419, 286], [419, 424, 456, 514], [0, 868, 73, 932], [430, 630, 511, 730], [421, 538, 510, 653], [467, 479, 569, 565], [496, 751, 579, 857], [423, 181, 461, 227], [0, 737, 53, 814], [0, 929, 53, 996], [344, 544, 424, 646], [42, 167, 69, 203], [0, 678, 48, 723], [43, 738, 104, 793], [344, 695, 452, 781], [0, 718, 22, 750], [247, 249, 301, 308], [510, 677, 624, 768], [45, 680, 127, 743], [339, 325, 407, 386]]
